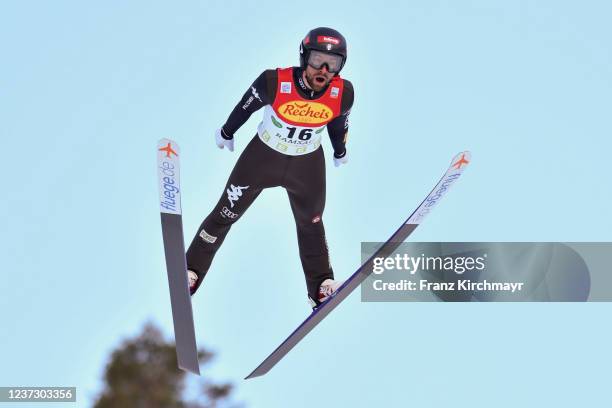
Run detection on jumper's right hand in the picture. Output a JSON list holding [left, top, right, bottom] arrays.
[[333, 150, 348, 167], [215, 128, 234, 152]]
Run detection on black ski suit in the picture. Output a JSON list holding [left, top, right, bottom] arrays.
[[186, 67, 354, 303]]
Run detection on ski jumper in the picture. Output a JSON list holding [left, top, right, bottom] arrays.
[[187, 67, 354, 302]]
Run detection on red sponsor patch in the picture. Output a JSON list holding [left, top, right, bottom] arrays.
[[311, 215, 321, 223], [317, 35, 340, 45]]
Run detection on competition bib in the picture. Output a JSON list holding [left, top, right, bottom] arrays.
[[257, 67, 344, 156]]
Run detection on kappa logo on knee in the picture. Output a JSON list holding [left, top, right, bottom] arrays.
[[226, 184, 249, 208], [221, 206, 239, 219], [312, 215, 321, 223]]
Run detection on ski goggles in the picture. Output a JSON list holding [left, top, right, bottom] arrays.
[[306, 50, 344, 73]]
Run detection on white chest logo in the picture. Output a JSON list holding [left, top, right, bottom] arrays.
[[280, 82, 292, 94], [226, 184, 249, 207]]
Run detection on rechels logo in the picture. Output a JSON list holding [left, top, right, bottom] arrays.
[[278, 101, 332, 125]]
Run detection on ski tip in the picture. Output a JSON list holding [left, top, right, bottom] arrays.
[[244, 369, 265, 380], [157, 138, 181, 155], [180, 364, 201, 376], [245, 362, 275, 379], [158, 137, 177, 145], [448, 151, 471, 171], [157, 139, 181, 161]]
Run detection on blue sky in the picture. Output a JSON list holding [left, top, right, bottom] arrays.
[[1, 1, 611, 407]]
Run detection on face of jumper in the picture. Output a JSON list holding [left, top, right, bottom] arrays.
[[303, 50, 343, 92], [304, 65, 334, 92]]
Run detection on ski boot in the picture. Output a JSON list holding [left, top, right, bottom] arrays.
[[188, 269, 201, 296], [309, 278, 343, 310]]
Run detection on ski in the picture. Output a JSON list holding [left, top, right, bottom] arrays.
[[245, 151, 472, 379], [157, 138, 200, 375]]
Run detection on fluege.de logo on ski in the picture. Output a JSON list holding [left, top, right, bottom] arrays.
[[158, 141, 181, 214], [413, 173, 460, 221], [278, 101, 332, 125], [159, 160, 180, 213]]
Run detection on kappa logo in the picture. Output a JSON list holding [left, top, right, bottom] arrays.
[[226, 184, 249, 208], [312, 215, 321, 223], [281, 82, 292, 94]]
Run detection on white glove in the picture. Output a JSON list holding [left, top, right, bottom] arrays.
[[215, 128, 234, 152], [333, 151, 348, 167]]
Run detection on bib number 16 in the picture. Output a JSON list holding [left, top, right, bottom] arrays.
[[286, 127, 313, 141]]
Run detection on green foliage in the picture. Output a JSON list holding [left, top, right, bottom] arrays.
[[93, 322, 238, 408]]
